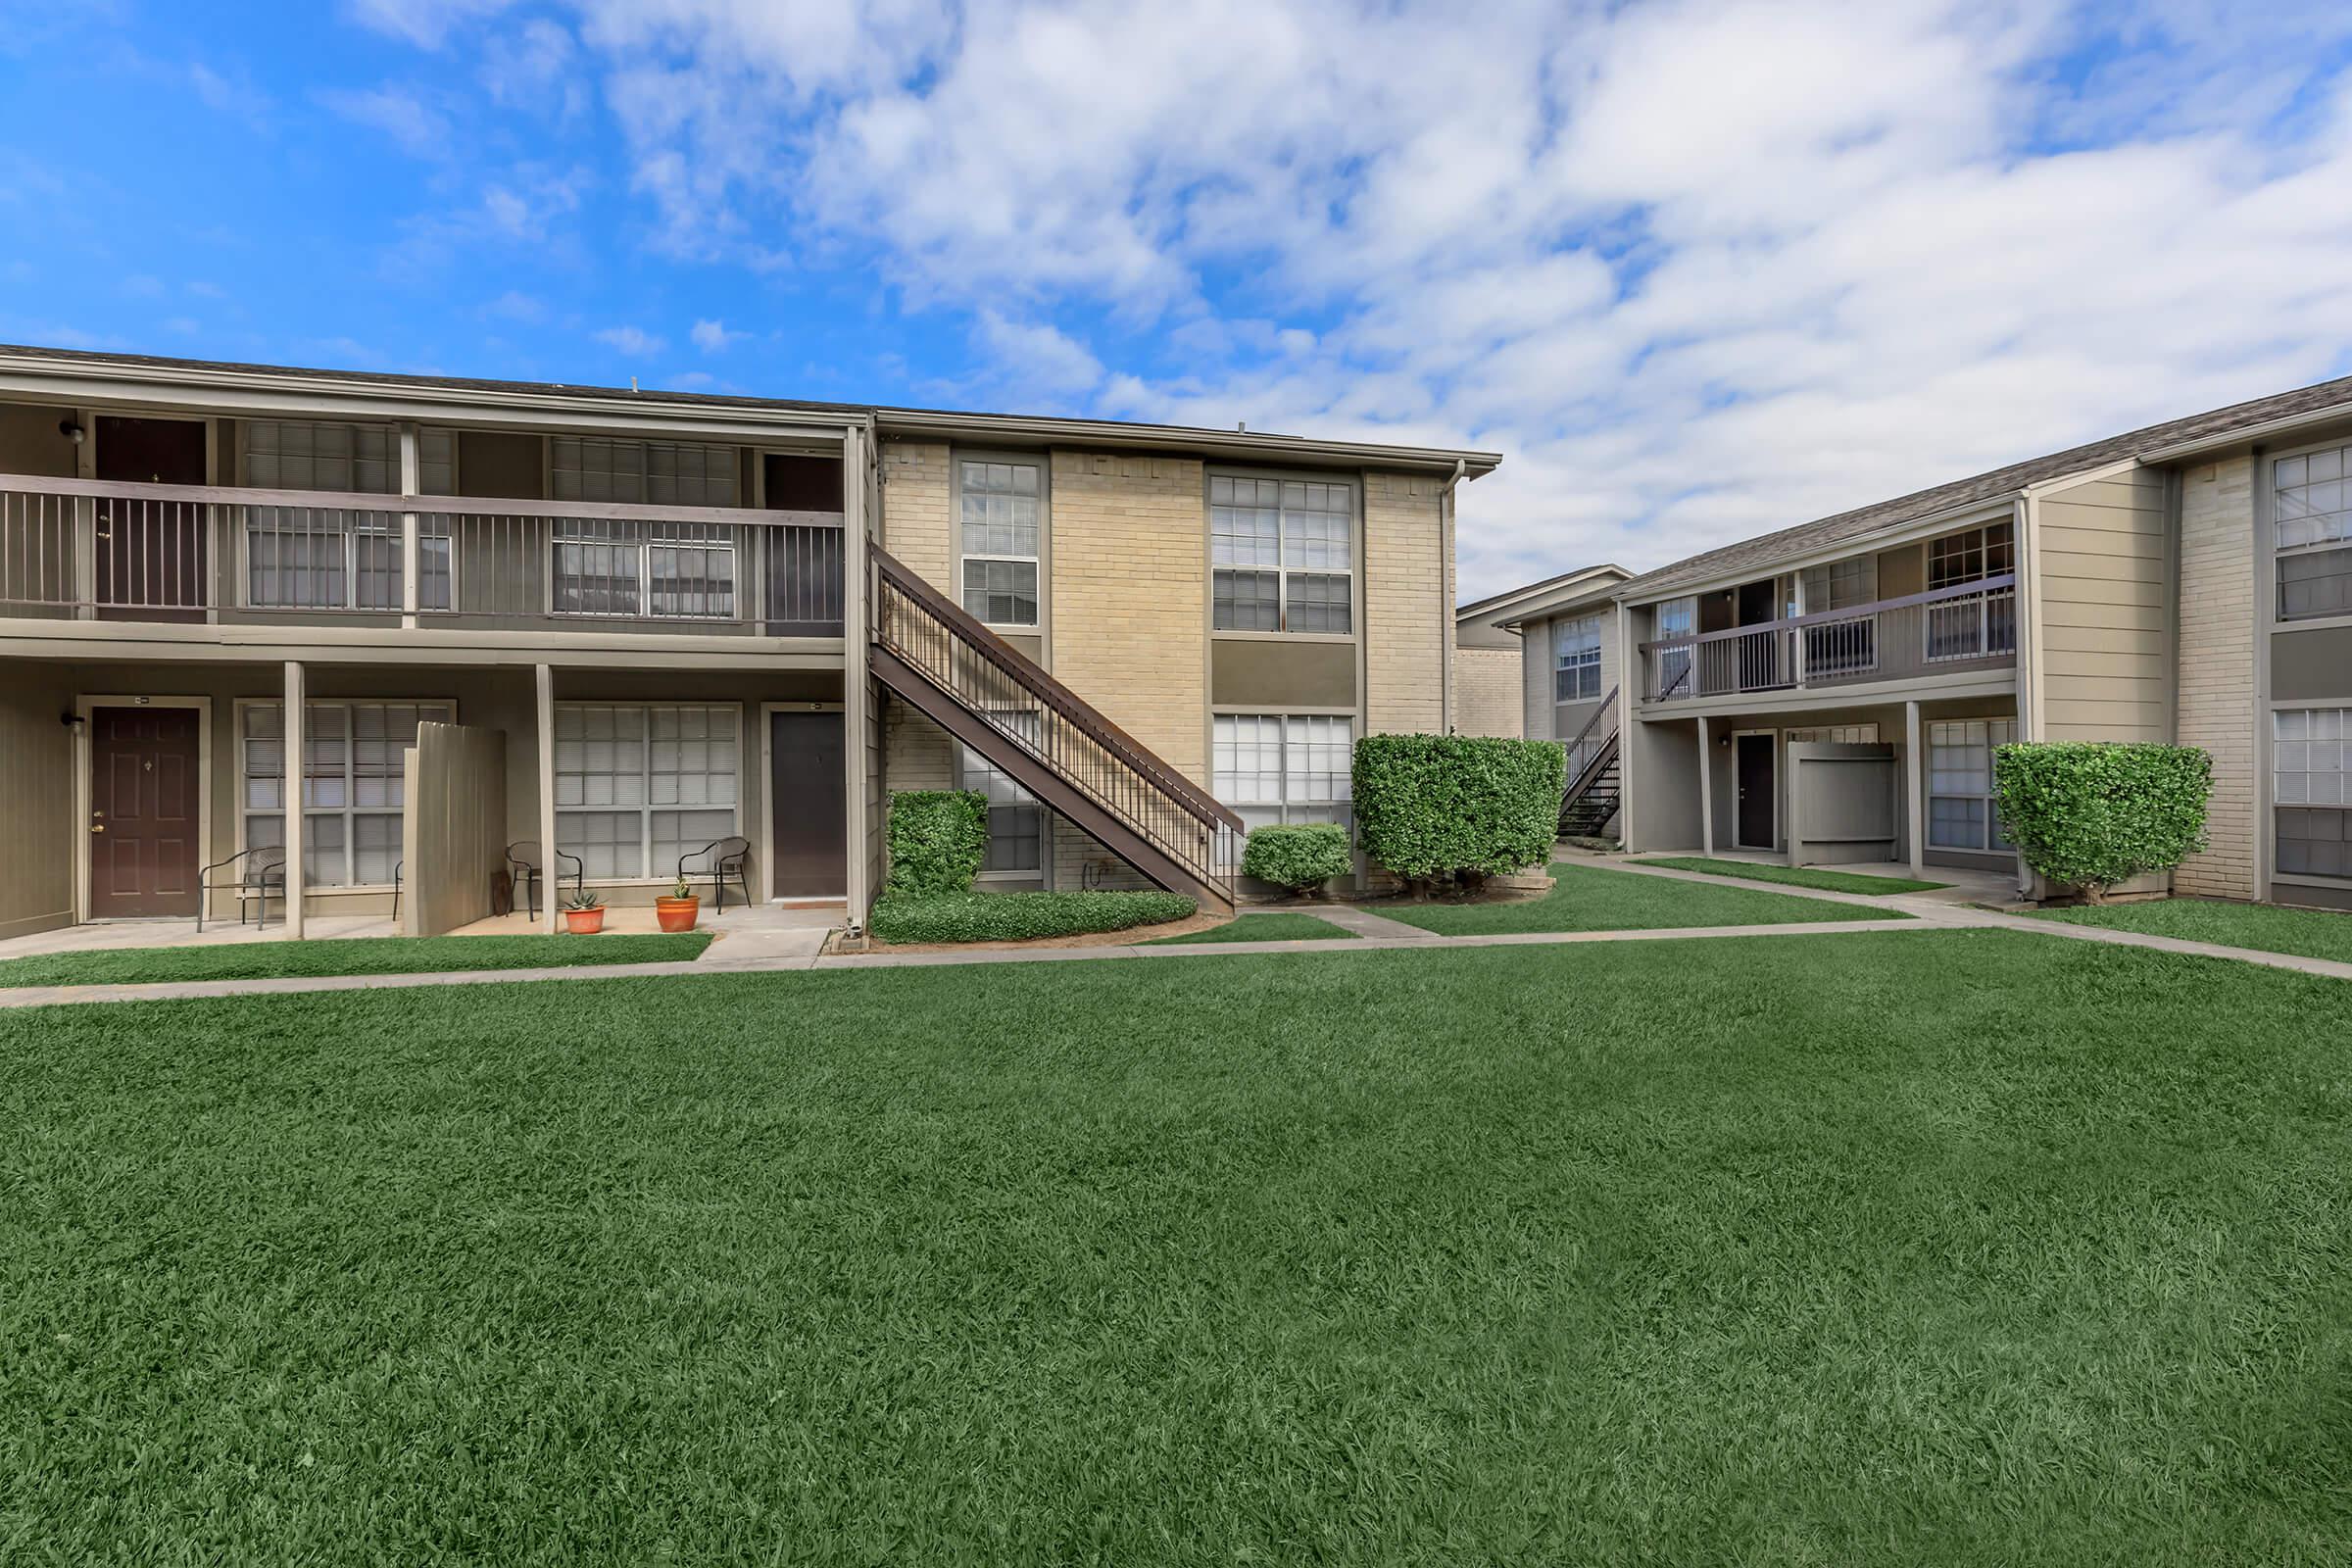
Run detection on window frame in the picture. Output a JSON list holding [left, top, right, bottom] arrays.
[[1552, 612, 1603, 704], [553, 702, 744, 884], [957, 735, 1047, 881], [234, 696, 458, 891], [952, 451, 1047, 631], [546, 437, 745, 622], [1211, 710, 1356, 833], [239, 420, 457, 612], [1926, 716, 2017, 854], [2271, 439, 2352, 624], [2272, 707, 2352, 882], [1207, 469, 1358, 638]]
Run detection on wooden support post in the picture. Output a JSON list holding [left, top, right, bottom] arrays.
[[1905, 699, 1927, 880], [1697, 714, 1715, 856], [283, 661, 306, 939], [536, 662, 559, 934]]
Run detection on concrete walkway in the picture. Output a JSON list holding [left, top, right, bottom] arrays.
[[2, 858, 2347, 1008]]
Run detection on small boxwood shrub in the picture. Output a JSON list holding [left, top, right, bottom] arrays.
[[1352, 734, 1565, 890], [1992, 742, 2212, 901], [885, 790, 988, 898], [1242, 823, 1352, 895], [869, 890, 1198, 945]]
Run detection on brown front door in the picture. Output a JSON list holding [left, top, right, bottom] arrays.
[[769, 710, 847, 898], [95, 416, 209, 620], [89, 706, 203, 917]]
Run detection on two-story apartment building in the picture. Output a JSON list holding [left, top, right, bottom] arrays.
[[0, 344, 1494, 944], [1524, 373, 2352, 907]]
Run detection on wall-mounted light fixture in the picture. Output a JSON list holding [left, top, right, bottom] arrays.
[[58, 417, 84, 445], [60, 711, 84, 732]]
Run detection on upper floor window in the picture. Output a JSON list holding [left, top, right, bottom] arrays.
[[2276, 446, 2352, 621], [551, 437, 738, 508], [1651, 596, 1697, 698], [1802, 555, 1876, 612], [1553, 613, 1602, 703], [241, 420, 454, 611], [1928, 522, 2014, 589], [958, 459, 1042, 626], [1210, 475, 1353, 634]]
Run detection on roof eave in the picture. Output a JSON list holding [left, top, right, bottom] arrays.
[[2136, 396, 2352, 466], [874, 407, 1502, 475]]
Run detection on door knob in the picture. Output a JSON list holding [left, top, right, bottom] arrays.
[[90, 823, 105, 833]]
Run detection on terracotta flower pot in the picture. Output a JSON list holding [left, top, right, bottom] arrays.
[[656, 895, 700, 933], [563, 906, 606, 934]]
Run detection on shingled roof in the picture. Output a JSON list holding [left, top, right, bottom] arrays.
[[1617, 372, 2352, 599]]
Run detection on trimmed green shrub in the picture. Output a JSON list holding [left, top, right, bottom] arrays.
[[1992, 742, 2212, 901], [869, 890, 1198, 945], [1352, 734, 1566, 889], [885, 790, 989, 898], [1241, 823, 1352, 895]]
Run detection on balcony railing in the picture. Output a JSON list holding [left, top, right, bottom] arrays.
[[1641, 573, 2016, 703], [0, 471, 846, 636]]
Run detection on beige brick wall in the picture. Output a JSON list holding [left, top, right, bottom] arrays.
[[1047, 450, 1209, 778], [2174, 456, 2256, 899], [1454, 644, 1523, 737], [878, 438, 953, 593], [1364, 470, 1448, 733]]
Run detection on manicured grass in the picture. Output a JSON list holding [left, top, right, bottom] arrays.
[[1145, 910, 1359, 944], [1382, 859, 1904, 935], [1635, 856, 1950, 895], [2034, 895, 2352, 964], [0, 932, 712, 989], [6, 932, 2349, 1561]]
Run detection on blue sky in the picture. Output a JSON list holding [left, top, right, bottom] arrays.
[[6, 0, 2352, 594]]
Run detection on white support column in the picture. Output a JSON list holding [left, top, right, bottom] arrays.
[[73, 409, 97, 620], [1790, 569, 1807, 689], [283, 661, 307, 939], [1905, 699, 1927, 880], [536, 662, 560, 934], [1697, 714, 1715, 856], [398, 421, 421, 630], [840, 426, 871, 931]]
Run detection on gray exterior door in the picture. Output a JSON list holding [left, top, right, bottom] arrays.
[[1736, 733, 1775, 849], [768, 710, 847, 898]]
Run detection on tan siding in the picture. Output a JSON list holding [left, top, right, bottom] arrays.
[[1522, 614, 1551, 739], [2174, 456, 2257, 898], [2034, 466, 2171, 744], [1363, 470, 1446, 734], [0, 664, 75, 939], [1453, 644, 1522, 737]]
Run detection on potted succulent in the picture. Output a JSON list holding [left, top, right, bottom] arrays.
[[655, 873, 700, 933], [562, 890, 607, 935]]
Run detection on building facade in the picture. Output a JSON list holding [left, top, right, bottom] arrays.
[[1529, 374, 2352, 906], [0, 345, 1494, 943]]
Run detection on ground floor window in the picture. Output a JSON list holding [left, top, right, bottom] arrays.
[[1927, 718, 2015, 851], [1786, 724, 1881, 744], [242, 700, 453, 886], [2276, 708, 2352, 878], [555, 704, 739, 879], [960, 748, 1043, 874], [1212, 713, 1353, 833]]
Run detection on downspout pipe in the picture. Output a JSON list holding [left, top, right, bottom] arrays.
[[1440, 458, 1467, 734]]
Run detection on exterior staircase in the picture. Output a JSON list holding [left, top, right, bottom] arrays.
[[868, 546, 1242, 912], [1557, 688, 1622, 839]]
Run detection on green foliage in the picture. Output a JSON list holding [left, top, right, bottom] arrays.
[[1241, 823, 1353, 893], [885, 790, 989, 898], [1351, 734, 1566, 886], [562, 890, 606, 911], [870, 890, 1197, 944], [1992, 743, 2212, 897]]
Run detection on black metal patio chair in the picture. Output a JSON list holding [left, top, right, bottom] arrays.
[[197, 846, 284, 933], [677, 836, 753, 913], [505, 841, 584, 922]]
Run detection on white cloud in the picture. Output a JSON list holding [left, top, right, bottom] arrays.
[[319, 84, 454, 159], [414, 0, 2352, 592], [346, 0, 514, 48], [690, 318, 744, 353], [595, 324, 667, 356]]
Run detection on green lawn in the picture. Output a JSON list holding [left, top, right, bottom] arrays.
[[7, 931, 2349, 1562], [1634, 856, 1950, 895], [0, 932, 711, 988], [1382, 859, 1905, 935], [2035, 895, 2352, 964], [1146, 910, 1359, 944]]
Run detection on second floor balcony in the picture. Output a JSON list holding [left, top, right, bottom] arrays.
[[0, 472, 847, 639], [1639, 572, 2016, 705]]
